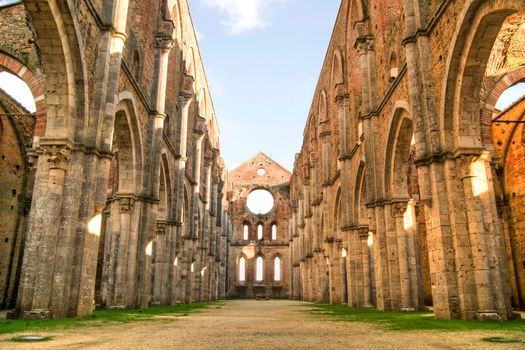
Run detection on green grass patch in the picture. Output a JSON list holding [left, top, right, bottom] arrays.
[[305, 304, 525, 332], [0, 301, 226, 335]]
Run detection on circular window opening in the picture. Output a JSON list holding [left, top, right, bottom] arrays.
[[247, 189, 274, 215], [257, 168, 266, 176]]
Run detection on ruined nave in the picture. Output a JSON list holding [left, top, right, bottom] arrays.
[[0, 0, 524, 329]]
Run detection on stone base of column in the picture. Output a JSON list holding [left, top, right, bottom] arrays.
[[21, 309, 52, 320], [475, 311, 503, 321], [401, 307, 415, 312], [108, 305, 126, 310]]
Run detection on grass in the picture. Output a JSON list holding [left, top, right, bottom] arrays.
[[306, 304, 525, 332], [0, 301, 226, 336]]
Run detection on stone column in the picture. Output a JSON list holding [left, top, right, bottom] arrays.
[[18, 143, 71, 318], [373, 205, 391, 310], [358, 228, 373, 307], [115, 196, 134, 307], [346, 229, 358, 307], [393, 202, 412, 310], [385, 203, 401, 310]]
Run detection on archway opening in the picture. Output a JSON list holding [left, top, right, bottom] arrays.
[[0, 67, 36, 310]]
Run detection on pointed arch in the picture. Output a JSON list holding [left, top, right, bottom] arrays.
[[334, 186, 342, 231], [198, 88, 207, 118], [0, 52, 47, 138], [255, 255, 264, 282], [114, 94, 145, 194], [354, 160, 367, 225], [273, 255, 282, 281], [171, 0, 184, 44], [158, 153, 172, 221], [384, 102, 413, 200], [440, 0, 525, 151], [23, 0, 88, 140], [238, 253, 247, 282], [319, 90, 328, 123], [331, 48, 344, 88], [184, 47, 196, 79]]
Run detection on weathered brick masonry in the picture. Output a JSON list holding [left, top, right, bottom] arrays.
[[0, 0, 524, 323], [289, 0, 525, 321], [0, 0, 231, 318]]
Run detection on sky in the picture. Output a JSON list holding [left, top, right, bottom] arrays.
[[189, 0, 341, 171]]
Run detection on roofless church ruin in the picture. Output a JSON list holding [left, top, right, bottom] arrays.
[[0, 0, 524, 323]]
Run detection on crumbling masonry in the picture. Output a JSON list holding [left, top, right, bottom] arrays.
[[0, 0, 524, 322]]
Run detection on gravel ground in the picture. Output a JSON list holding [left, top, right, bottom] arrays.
[[1, 300, 524, 349]]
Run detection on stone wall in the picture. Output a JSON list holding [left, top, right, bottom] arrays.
[[0, 0, 230, 319], [289, 0, 525, 320], [227, 152, 292, 298]]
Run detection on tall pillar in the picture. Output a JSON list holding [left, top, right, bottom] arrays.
[[18, 144, 71, 318], [393, 202, 412, 310]]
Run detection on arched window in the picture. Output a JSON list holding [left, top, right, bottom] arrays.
[[243, 224, 249, 240], [256, 256, 264, 281], [274, 256, 281, 281], [239, 256, 246, 282], [257, 224, 263, 240], [271, 224, 277, 240]]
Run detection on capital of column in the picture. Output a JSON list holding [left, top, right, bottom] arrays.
[[358, 227, 369, 239], [392, 201, 408, 218], [319, 130, 332, 142], [156, 221, 167, 236], [43, 144, 72, 170], [335, 93, 350, 105], [118, 197, 135, 213], [155, 32, 174, 52], [179, 91, 193, 102]]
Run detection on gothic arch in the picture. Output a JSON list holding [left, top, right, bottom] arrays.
[[24, 0, 88, 140], [354, 160, 367, 225], [331, 49, 344, 88], [237, 253, 247, 282], [114, 96, 144, 194], [333, 186, 342, 231], [346, 0, 369, 43], [198, 88, 207, 118], [481, 66, 525, 145], [384, 103, 413, 200], [441, 0, 525, 151], [171, 0, 184, 44], [184, 47, 196, 79], [0, 51, 46, 138], [318, 90, 328, 123], [158, 153, 172, 221]]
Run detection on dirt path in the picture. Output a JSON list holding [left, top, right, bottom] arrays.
[[1, 300, 523, 349]]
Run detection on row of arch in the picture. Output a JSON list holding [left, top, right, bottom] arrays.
[[0, 0, 229, 318], [238, 255, 282, 283], [289, 0, 525, 321], [242, 223, 278, 241]]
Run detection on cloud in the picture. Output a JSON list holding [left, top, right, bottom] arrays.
[[201, 0, 287, 34]]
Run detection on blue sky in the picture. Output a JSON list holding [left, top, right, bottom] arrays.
[[189, 0, 341, 171]]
